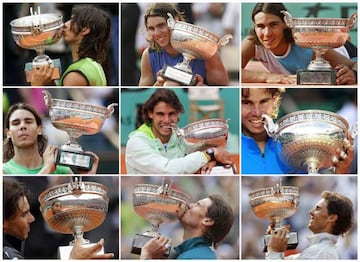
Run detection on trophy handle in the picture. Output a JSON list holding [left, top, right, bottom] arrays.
[[281, 10, 294, 28], [105, 103, 118, 118], [218, 34, 233, 48], [42, 90, 53, 108], [346, 13, 358, 31], [167, 13, 176, 29], [262, 114, 279, 138], [349, 122, 358, 139]]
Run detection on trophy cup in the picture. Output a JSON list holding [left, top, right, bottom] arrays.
[[131, 178, 190, 256], [10, 6, 64, 83], [38, 176, 109, 259], [282, 11, 357, 85], [248, 182, 299, 252], [161, 13, 232, 85], [170, 118, 229, 153], [43, 90, 117, 170], [263, 110, 358, 174]]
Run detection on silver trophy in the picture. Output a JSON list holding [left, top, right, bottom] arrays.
[[38, 177, 109, 259], [10, 6, 64, 82], [171, 118, 229, 153], [131, 178, 190, 256], [43, 90, 117, 170], [248, 182, 299, 252], [161, 13, 232, 85], [282, 11, 357, 85], [263, 110, 358, 174]]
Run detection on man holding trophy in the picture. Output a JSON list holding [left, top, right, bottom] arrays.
[[22, 5, 112, 86], [125, 88, 234, 174], [138, 3, 230, 86], [241, 3, 357, 85], [139, 194, 234, 259], [265, 191, 354, 259], [3, 103, 99, 174], [3, 178, 114, 259]]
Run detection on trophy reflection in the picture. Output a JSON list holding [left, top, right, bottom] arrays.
[[131, 178, 190, 256], [161, 13, 232, 85], [248, 182, 299, 252], [10, 6, 64, 82], [38, 177, 109, 259], [43, 90, 117, 170]]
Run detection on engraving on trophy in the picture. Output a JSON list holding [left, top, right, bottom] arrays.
[[131, 178, 190, 256], [248, 182, 299, 252], [38, 177, 109, 258], [10, 6, 64, 82], [263, 110, 358, 174], [43, 90, 118, 170], [160, 13, 232, 85], [170, 118, 229, 153], [282, 11, 357, 85]]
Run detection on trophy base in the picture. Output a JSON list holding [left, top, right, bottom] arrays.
[[161, 65, 197, 86], [25, 58, 62, 83], [297, 69, 336, 85], [56, 149, 94, 171], [263, 231, 298, 252], [131, 233, 170, 257], [58, 243, 104, 259]]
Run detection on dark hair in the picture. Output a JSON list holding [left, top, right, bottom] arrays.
[[70, 5, 111, 64], [241, 88, 285, 119], [4, 178, 32, 220], [3, 103, 48, 162], [144, 3, 185, 50], [248, 3, 294, 45], [203, 194, 234, 248], [321, 191, 354, 236], [142, 89, 184, 124]]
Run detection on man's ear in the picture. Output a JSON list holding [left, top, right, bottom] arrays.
[[328, 214, 338, 224], [6, 129, 11, 139], [202, 218, 214, 227], [81, 27, 90, 36]]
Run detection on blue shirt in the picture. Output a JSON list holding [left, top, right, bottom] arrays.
[[174, 236, 216, 259], [277, 44, 313, 74], [241, 133, 291, 174], [149, 49, 206, 83]]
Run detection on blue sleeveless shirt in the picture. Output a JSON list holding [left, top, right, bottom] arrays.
[[149, 49, 206, 83]]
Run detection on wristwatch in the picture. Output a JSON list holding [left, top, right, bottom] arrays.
[[205, 148, 215, 161]]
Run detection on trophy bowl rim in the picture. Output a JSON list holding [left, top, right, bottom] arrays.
[[171, 20, 221, 42], [133, 183, 191, 203], [47, 97, 110, 115], [275, 109, 349, 132], [38, 181, 109, 205], [248, 185, 299, 198], [182, 118, 228, 129], [10, 13, 63, 32]]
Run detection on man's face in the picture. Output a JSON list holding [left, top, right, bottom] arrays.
[[177, 198, 213, 229], [63, 18, 83, 45], [7, 109, 42, 149], [308, 198, 336, 234], [241, 89, 275, 138], [146, 16, 171, 48], [148, 101, 179, 143], [253, 12, 288, 54], [4, 196, 35, 240]]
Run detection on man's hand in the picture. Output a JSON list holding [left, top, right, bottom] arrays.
[[335, 64, 356, 85], [268, 225, 290, 253], [333, 133, 355, 174], [31, 64, 55, 86], [69, 238, 114, 259], [140, 235, 171, 259], [213, 147, 233, 166], [40, 145, 57, 174]]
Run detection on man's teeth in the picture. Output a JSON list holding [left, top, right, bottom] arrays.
[[250, 119, 263, 124]]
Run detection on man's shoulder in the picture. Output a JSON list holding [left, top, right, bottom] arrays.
[[3, 246, 24, 259]]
